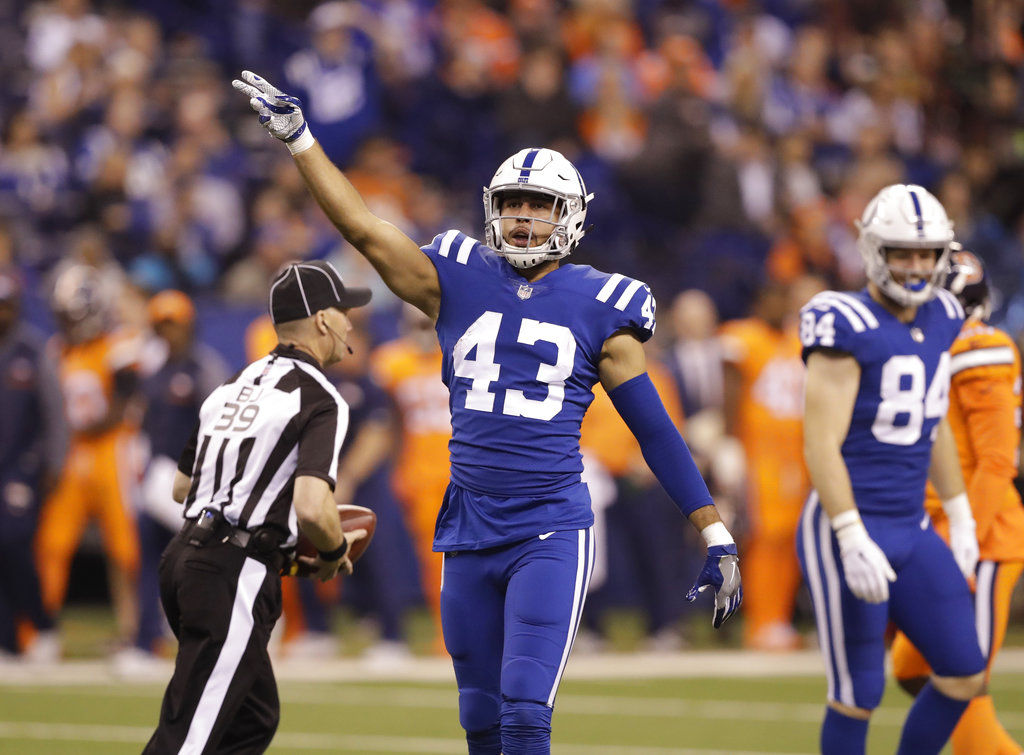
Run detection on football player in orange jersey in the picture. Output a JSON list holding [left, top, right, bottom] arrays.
[[370, 304, 452, 644], [891, 249, 1024, 754], [35, 264, 143, 654], [720, 276, 824, 650]]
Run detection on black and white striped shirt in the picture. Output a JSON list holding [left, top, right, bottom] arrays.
[[177, 344, 348, 547]]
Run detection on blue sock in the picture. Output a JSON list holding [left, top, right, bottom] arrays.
[[466, 724, 501, 755], [897, 682, 969, 755], [821, 706, 869, 755], [500, 700, 552, 755]]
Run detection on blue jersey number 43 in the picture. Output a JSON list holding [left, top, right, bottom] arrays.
[[453, 311, 576, 421]]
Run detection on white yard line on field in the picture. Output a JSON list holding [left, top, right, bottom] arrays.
[[5, 648, 1024, 685], [10, 682, 1020, 730], [0, 721, 811, 754]]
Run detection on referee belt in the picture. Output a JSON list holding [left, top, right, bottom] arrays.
[[181, 512, 286, 570]]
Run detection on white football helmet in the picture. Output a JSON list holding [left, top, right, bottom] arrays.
[[855, 184, 954, 307], [483, 148, 594, 269]]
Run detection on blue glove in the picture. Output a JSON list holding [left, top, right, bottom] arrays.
[[686, 543, 742, 629], [231, 70, 314, 154]]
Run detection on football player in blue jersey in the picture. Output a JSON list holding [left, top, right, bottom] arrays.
[[797, 184, 987, 755], [233, 71, 741, 753]]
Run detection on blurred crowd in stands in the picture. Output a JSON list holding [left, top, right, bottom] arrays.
[[3, 0, 1024, 323], [1, 0, 1024, 668]]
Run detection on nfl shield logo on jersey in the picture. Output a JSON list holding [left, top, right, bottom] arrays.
[[517, 284, 533, 300]]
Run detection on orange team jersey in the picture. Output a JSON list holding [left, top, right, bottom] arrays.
[[37, 329, 143, 609], [55, 329, 141, 442], [925, 322, 1024, 562], [718, 318, 806, 499], [370, 338, 452, 502], [580, 360, 684, 477]]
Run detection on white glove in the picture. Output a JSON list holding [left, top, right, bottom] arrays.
[[685, 522, 743, 629], [942, 493, 979, 581], [832, 510, 896, 603], [231, 70, 315, 154]]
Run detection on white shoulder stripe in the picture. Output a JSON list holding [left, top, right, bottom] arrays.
[[936, 289, 965, 320], [614, 279, 644, 311], [810, 293, 866, 332], [950, 346, 1016, 375], [936, 289, 955, 318], [437, 230, 460, 258], [937, 288, 954, 317], [455, 235, 475, 264], [829, 291, 879, 329], [806, 292, 845, 314], [596, 273, 624, 303]]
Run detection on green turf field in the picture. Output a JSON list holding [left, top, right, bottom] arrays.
[[6, 605, 1023, 753], [1, 671, 1022, 754]]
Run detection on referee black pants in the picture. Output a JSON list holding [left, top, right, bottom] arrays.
[[144, 530, 283, 754]]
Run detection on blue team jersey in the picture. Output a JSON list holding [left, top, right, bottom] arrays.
[[422, 230, 655, 545], [799, 288, 965, 519]]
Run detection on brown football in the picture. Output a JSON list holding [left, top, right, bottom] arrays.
[[285, 504, 377, 577]]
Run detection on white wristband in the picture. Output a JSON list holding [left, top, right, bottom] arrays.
[[701, 521, 734, 547], [942, 493, 974, 527], [286, 128, 316, 155], [830, 509, 862, 532]]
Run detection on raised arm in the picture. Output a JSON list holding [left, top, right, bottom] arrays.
[[232, 71, 440, 320]]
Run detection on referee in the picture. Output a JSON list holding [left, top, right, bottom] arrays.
[[145, 260, 371, 754]]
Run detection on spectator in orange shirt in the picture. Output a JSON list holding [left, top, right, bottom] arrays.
[[720, 276, 823, 650], [371, 304, 452, 643], [891, 249, 1024, 755], [36, 264, 143, 657]]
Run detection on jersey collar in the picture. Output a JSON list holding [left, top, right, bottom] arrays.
[[271, 343, 324, 373]]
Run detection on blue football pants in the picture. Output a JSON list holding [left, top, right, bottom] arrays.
[[798, 493, 985, 711], [441, 528, 594, 753]]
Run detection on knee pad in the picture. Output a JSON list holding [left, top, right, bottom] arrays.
[[500, 700, 552, 755], [459, 689, 500, 735], [850, 669, 885, 711], [502, 657, 551, 702]]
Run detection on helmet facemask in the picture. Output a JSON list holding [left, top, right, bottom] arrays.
[[483, 148, 593, 270], [484, 188, 583, 269], [855, 184, 955, 308], [858, 236, 952, 308]]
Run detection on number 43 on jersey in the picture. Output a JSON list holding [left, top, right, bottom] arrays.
[[453, 311, 576, 421]]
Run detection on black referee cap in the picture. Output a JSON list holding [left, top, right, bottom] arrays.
[[269, 260, 372, 324]]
